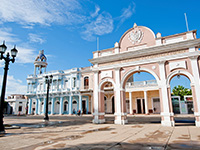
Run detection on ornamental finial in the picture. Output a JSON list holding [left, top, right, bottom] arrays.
[[133, 23, 137, 28]]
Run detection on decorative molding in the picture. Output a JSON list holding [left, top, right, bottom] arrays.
[[89, 38, 200, 64], [166, 70, 195, 86], [92, 51, 200, 72], [152, 66, 156, 70], [169, 61, 186, 71], [101, 70, 112, 79]]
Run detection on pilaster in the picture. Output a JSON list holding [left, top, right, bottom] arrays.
[[28, 98, 32, 114], [35, 99, 39, 115], [129, 92, 133, 114], [114, 68, 127, 125], [92, 70, 103, 123], [144, 90, 148, 114], [159, 61, 174, 126], [190, 56, 200, 127], [79, 95, 82, 113], [59, 97, 63, 115], [38, 99, 41, 115], [51, 98, 54, 115], [69, 96, 72, 114]]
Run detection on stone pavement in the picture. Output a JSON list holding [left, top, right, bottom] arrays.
[[0, 115, 200, 150]]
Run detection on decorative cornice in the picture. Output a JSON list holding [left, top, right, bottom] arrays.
[[94, 51, 200, 71], [89, 39, 200, 64]]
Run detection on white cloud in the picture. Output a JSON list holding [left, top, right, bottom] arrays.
[[0, 0, 84, 26], [81, 12, 114, 41], [116, 2, 136, 30], [0, 28, 19, 43], [28, 33, 45, 44], [15, 46, 36, 64], [0, 75, 27, 96], [91, 5, 100, 18], [0, 28, 37, 64], [0, 0, 133, 42]]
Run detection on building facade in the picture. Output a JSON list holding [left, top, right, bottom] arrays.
[[26, 51, 91, 115], [5, 94, 27, 115], [26, 24, 200, 127]]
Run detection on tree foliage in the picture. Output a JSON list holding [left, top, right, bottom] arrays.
[[171, 85, 192, 100]]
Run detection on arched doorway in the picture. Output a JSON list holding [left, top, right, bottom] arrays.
[[72, 100, 77, 114], [63, 101, 68, 114], [94, 79, 115, 123], [112, 96, 115, 114], [104, 96, 107, 113], [54, 101, 60, 114], [48, 101, 51, 114]]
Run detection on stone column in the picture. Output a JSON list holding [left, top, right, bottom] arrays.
[[93, 71, 102, 123], [144, 90, 148, 114], [28, 98, 32, 114], [98, 90, 105, 123], [38, 99, 41, 115], [35, 99, 39, 115], [79, 95, 82, 113], [167, 86, 173, 114], [129, 92, 133, 114], [90, 95, 93, 113], [114, 68, 127, 125], [190, 56, 200, 127], [159, 61, 174, 126], [51, 98, 54, 115], [69, 96, 72, 114], [59, 97, 63, 115]]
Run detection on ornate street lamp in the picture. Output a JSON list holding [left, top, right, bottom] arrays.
[[44, 75, 53, 122], [0, 41, 18, 133]]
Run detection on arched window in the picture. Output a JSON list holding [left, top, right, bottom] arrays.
[[72, 100, 78, 113], [84, 76, 89, 89], [64, 101, 68, 112]]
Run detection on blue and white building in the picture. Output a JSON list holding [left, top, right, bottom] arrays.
[[26, 50, 91, 115]]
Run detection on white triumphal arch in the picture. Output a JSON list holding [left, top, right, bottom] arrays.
[[89, 23, 200, 127]]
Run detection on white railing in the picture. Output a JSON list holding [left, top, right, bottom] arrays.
[[126, 80, 157, 88]]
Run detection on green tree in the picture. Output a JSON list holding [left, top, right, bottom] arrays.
[[171, 85, 192, 100]]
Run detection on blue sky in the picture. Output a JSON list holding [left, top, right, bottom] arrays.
[[0, 0, 199, 95]]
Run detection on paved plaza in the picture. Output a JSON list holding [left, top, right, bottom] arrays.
[[0, 115, 200, 150]]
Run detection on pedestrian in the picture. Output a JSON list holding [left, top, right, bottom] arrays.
[[73, 109, 75, 115], [77, 110, 81, 116]]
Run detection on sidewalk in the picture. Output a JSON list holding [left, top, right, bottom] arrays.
[[0, 115, 200, 150]]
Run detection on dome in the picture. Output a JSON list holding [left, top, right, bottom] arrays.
[[35, 50, 47, 62]]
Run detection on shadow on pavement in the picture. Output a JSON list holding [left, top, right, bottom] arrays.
[[44, 141, 200, 150]]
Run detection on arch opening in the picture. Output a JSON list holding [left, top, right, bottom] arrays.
[[170, 74, 195, 125], [63, 101, 68, 114], [98, 80, 115, 117], [123, 70, 160, 115], [54, 100, 60, 114]]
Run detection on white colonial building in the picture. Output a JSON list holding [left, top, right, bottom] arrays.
[[26, 50, 91, 115], [5, 94, 27, 115], [27, 24, 200, 127]]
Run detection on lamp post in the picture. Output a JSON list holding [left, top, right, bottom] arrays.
[[0, 41, 18, 133], [44, 75, 53, 122]]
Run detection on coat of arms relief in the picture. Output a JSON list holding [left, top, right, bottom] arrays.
[[128, 30, 144, 45]]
